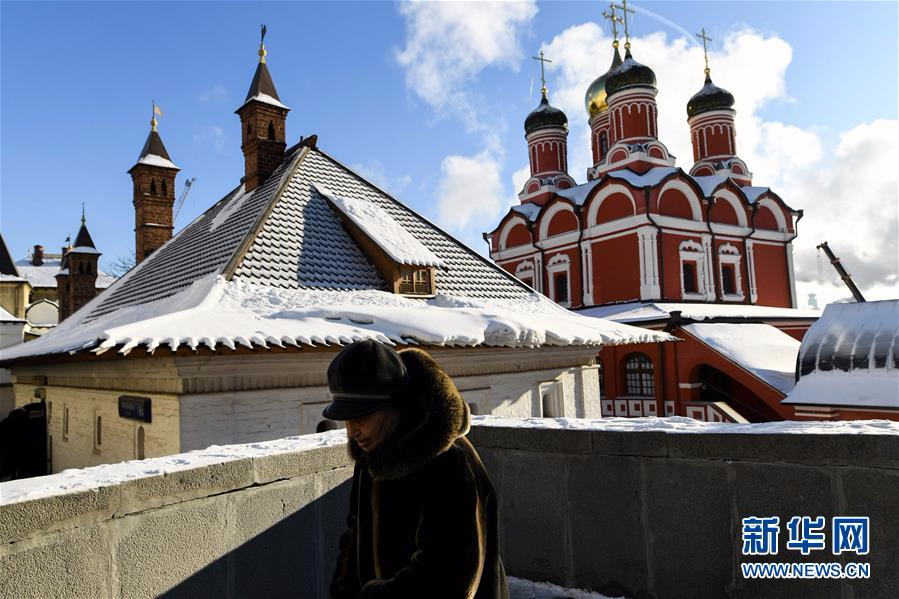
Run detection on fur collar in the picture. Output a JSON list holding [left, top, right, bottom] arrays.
[[348, 348, 470, 481]]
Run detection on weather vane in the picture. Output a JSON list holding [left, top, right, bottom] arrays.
[[611, 0, 635, 49], [532, 50, 552, 98], [259, 24, 268, 63], [602, 5, 623, 46], [150, 100, 162, 131], [696, 27, 712, 75]]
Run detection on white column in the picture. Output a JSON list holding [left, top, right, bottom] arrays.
[[746, 240, 758, 303], [786, 241, 797, 308]]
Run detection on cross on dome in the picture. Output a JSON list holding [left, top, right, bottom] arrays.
[[532, 50, 553, 97], [602, 5, 624, 47], [611, 0, 635, 49], [696, 27, 712, 75]]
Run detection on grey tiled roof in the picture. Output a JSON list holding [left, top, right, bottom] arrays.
[[85, 147, 301, 320], [233, 148, 530, 298], [84, 141, 530, 323]]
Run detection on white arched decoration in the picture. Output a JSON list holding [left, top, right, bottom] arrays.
[[514, 260, 536, 287], [717, 243, 744, 301], [657, 179, 702, 221], [678, 239, 707, 301], [586, 183, 637, 228], [546, 252, 572, 307], [538, 201, 579, 241], [498, 216, 531, 250], [712, 189, 748, 227], [756, 197, 787, 232]]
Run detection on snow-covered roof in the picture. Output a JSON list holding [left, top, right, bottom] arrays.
[[135, 153, 179, 170], [242, 93, 290, 111], [0, 142, 673, 362], [682, 323, 800, 394], [784, 300, 899, 409], [576, 301, 821, 324], [741, 186, 769, 204], [67, 246, 102, 255], [319, 186, 446, 268], [0, 273, 27, 283], [13, 257, 115, 289], [0, 306, 25, 323]]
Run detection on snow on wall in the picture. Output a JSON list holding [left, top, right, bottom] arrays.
[[0, 273, 674, 362], [682, 323, 800, 394], [317, 185, 445, 268]]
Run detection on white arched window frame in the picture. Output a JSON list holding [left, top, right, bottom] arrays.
[[717, 243, 745, 301], [657, 179, 702, 221], [678, 240, 707, 301], [756, 198, 787, 232], [586, 183, 636, 228], [498, 216, 531, 251], [538, 202, 578, 241], [546, 252, 572, 307], [712, 190, 748, 227], [515, 260, 536, 288]]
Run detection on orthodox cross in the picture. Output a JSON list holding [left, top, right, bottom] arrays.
[[696, 27, 712, 75], [602, 5, 623, 43], [532, 50, 552, 96], [611, 0, 635, 48]]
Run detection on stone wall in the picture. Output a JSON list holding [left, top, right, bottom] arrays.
[[469, 423, 899, 599]]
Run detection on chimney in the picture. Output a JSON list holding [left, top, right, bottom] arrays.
[[32, 245, 44, 266]]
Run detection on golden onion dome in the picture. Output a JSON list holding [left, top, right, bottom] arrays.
[[585, 44, 623, 117]]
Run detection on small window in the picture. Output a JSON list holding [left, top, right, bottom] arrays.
[[624, 353, 654, 397], [150, 179, 157, 195], [162, 180, 168, 196], [413, 269, 430, 293], [553, 272, 568, 303], [683, 261, 698, 294], [599, 131, 608, 160], [722, 264, 736, 295], [63, 405, 69, 440], [520, 276, 533, 288], [94, 414, 102, 450], [78, 262, 84, 274], [399, 268, 414, 294], [247, 123, 252, 137], [137, 426, 146, 460], [267, 120, 275, 140]]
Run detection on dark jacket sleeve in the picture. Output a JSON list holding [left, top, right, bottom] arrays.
[[359, 449, 486, 599], [330, 461, 361, 599]]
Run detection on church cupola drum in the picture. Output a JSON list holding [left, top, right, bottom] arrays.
[[236, 25, 290, 192], [519, 51, 575, 205]]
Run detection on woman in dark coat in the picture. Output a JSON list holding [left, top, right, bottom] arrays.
[[324, 340, 508, 599]]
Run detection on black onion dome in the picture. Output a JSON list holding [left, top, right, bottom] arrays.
[[687, 73, 735, 118], [524, 93, 568, 135], [604, 48, 657, 98], [585, 46, 623, 117]]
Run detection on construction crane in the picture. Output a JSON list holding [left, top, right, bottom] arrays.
[[173, 177, 197, 223], [817, 241, 866, 302]]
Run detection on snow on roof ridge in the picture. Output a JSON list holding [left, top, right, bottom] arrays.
[[136, 153, 179, 170], [242, 93, 290, 110], [315, 184, 446, 268]]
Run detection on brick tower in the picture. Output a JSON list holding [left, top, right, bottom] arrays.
[[56, 209, 101, 321], [128, 111, 179, 263], [236, 29, 289, 192]]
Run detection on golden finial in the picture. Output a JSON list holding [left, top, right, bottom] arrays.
[[259, 24, 268, 63], [151, 100, 162, 131], [696, 27, 712, 76], [532, 50, 552, 99], [612, 0, 635, 50]]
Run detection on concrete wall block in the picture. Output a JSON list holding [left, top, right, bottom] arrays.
[[567, 455, 648, 598], [499, 451, 571, 585], [642, 459, 734, 599], [314, 467, 355, 599], [112, 495, 231, 598], [253, 443, 352, 485], [117, 457, 255, 514], [0, 524, 110, 599], [467, 425, 593, 454], [0, 485, 120, 544], [591, 430, 668, 457], [732, 462, 842, 599]]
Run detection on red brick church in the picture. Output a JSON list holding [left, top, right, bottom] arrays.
[[485, 11, 822, 422]]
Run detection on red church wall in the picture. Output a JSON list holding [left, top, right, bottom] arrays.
[[594, 193, 635, 224], [753, 243, 792, 307], [618, 104, 653, 140], [657, 190, 694, 220], [754, 206, 780, 231], [505, 223, 531, 248], [710, 200, 739, 225], [591, 234, 640, 303], [705, 127, 733, 157], [546, 209, 579, 237], [659, 233, 700, 300]]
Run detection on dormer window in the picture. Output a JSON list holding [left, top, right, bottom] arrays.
[[320, 186, 445, 297]]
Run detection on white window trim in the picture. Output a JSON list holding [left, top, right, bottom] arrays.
[[678, 240, 707, 301], [547, 253, 572, 307], [717, 243, 745, 302]]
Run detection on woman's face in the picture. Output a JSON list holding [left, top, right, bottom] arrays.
[[345, 407, 400, 453]]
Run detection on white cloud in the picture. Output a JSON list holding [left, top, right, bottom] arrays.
[[193, 125, 227, 154], [198, 84, 228, 104], [395, 0, 537, 130], [436, 150, 508, 230]]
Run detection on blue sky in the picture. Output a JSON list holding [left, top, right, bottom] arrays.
[[2, 1, 896, 304]]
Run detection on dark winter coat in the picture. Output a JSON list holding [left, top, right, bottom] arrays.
[[329, 348, 509, 599]]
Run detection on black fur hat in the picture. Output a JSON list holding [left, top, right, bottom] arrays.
[[323, 339, 408, 420]]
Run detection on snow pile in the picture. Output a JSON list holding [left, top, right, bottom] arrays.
[[244, 93, 289, 110], [578, 301, 820, 323], [135, 153, 179, 170], [508, 577, 626, 599], [317, 186, 445, 268], [0, 274, 674, 361], [209, 185, 249, 232], [471, 415, 899, 435], [0, 430, 348, 506], [784, 370, 899, 409], [682, 323, 800, 393]]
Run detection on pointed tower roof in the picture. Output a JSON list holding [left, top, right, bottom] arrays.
[[0, 234, 20, 278], [236, 35, 290, 112], [68, 207, 101, 255], [129, 115, 179, 172]]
